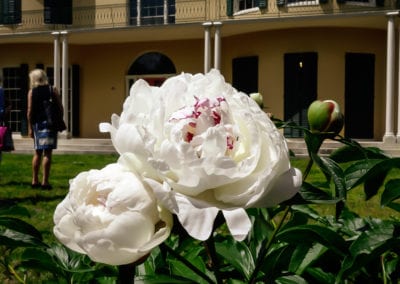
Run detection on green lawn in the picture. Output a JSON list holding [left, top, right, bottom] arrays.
[[0, 153, 396, 246], [0, 152, 119, 244]]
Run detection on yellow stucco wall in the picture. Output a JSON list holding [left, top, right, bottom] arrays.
[[221, 27, 386, 139], [0, 27, 387, 139]]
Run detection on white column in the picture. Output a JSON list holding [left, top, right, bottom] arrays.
[[164, 0, 168, 24], [384, 13, 397, 143], [61, 31, 69, 136], [137, 0, 141, 26], [396, 13, 400, 142], [213, 22, 222, 70], [203, 22, 212, 73], [52, 32, 60, 89]]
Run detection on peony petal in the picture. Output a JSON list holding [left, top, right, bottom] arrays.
[[222, 208, 251, 241]]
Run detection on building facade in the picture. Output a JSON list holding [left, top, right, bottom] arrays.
[[0, 0, 399, 142]]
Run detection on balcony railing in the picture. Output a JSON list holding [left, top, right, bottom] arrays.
[[0, 0, 396, 36]]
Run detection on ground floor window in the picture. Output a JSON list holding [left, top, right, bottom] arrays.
[[2, 67, 24, 132]]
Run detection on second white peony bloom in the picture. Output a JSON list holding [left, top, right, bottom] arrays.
[[53, 155, 173, 265], [100, 69, 302, 241]]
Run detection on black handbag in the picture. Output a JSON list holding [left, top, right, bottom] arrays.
[[43, 87, 67, 132]]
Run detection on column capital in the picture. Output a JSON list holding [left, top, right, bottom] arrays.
[[202, 22, 213, 27], [386, 11, 399, 17]]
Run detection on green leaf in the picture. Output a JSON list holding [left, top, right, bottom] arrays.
[[0, 216, 43, 240], [215, 237, 255, 280], [247, 208, 274, 258], [344, 159, 381, 190], [0, 228, 45, 248], [276, 224, 347, 257], [305, 267, 335, 284], [330, 144, 389, 163], [275, 274, 308, 284], [337, 219, 398, 281], [259, 244, 294, 281], [289, 243, 327, 275], [312, 154, 346, 200], [20, 247, 65, 276], [381, 179, 400, 206], [356, 158, 400, 200], [168, 259, 210, 284], [299, 182, 338, 203]]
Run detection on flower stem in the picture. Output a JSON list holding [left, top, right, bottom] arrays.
[[118, 263, 136, 284], [204, 236, 223, 284], [161, 243, 215, 284], [249, 206, 291, 284]]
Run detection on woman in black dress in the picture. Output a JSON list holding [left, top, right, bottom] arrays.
[[27, 69, 63, 189]]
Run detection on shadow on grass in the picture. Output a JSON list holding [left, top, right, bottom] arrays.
[[0, 181, 68, 205]]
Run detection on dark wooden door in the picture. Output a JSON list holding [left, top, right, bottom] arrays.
[[345, 53, 374, 139], [284, 52, 318, 137]]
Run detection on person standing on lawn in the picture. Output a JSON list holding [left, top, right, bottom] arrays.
[[0, 77, 11, 164], [27, 69, 62, 189]]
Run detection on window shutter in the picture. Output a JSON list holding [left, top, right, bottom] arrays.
[[20, 63, 29, 136], [129, 0, 137, 25], [257, 0, 267, 8], [226, 0, 233, 16], [1, 0, 21, 25], [44, 0, 72, 25]]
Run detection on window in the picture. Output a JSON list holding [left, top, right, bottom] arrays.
[[130, 0, 175, 26], [44, 0, 72, 25], [3, 67, 23, 132], [227, 0, 266, 16], [0, 0, 21, 25], [232, 56, 259, 95], [239, 0, 255, 10]]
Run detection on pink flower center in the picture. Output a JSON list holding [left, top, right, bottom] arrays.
[[169, 96, 236, 151]]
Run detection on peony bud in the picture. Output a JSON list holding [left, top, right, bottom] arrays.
[[307, 100, 344, 135], [250, 93, 264, 108]]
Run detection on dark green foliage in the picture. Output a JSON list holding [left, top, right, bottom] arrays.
[[1, 130, 400, 283]]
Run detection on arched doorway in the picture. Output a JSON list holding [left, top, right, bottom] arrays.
[[126, 52, 176, 94]]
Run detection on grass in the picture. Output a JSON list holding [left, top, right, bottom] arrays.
[[0, 153, 396, 246], [0, 152, 398, 282], [0, 152, 119, 244], [290, 158, 398, 220]]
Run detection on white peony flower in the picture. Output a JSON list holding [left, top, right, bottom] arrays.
[[53, 156, 173, 265], [99, 69, 302, 241]]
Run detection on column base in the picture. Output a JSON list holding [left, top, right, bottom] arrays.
[[383, 133, 396, 144], [58, 131, 71, 139]]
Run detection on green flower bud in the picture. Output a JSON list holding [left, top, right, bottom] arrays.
[[307, 99, 344, 135], [250, 93, 264, 108]]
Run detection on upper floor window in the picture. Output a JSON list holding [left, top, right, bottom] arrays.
[[227, 0, 266, 16], [44, 0, 72, 25], [130, 0, 175, 26], [0, 0, 21, 25]]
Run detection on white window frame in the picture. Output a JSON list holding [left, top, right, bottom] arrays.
[[233, 0, 260, 15]]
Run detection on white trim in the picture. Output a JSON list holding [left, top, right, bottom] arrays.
[[287, 0, 319, 7], [233, 7, 260, 16]]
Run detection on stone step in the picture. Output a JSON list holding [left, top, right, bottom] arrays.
[[8, 137, 400, 157], [10, 137, 117, 155], [286, 139, 400, 158]]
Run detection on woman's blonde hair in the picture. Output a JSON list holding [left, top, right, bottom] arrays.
[[29, 69, 48, 88]]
